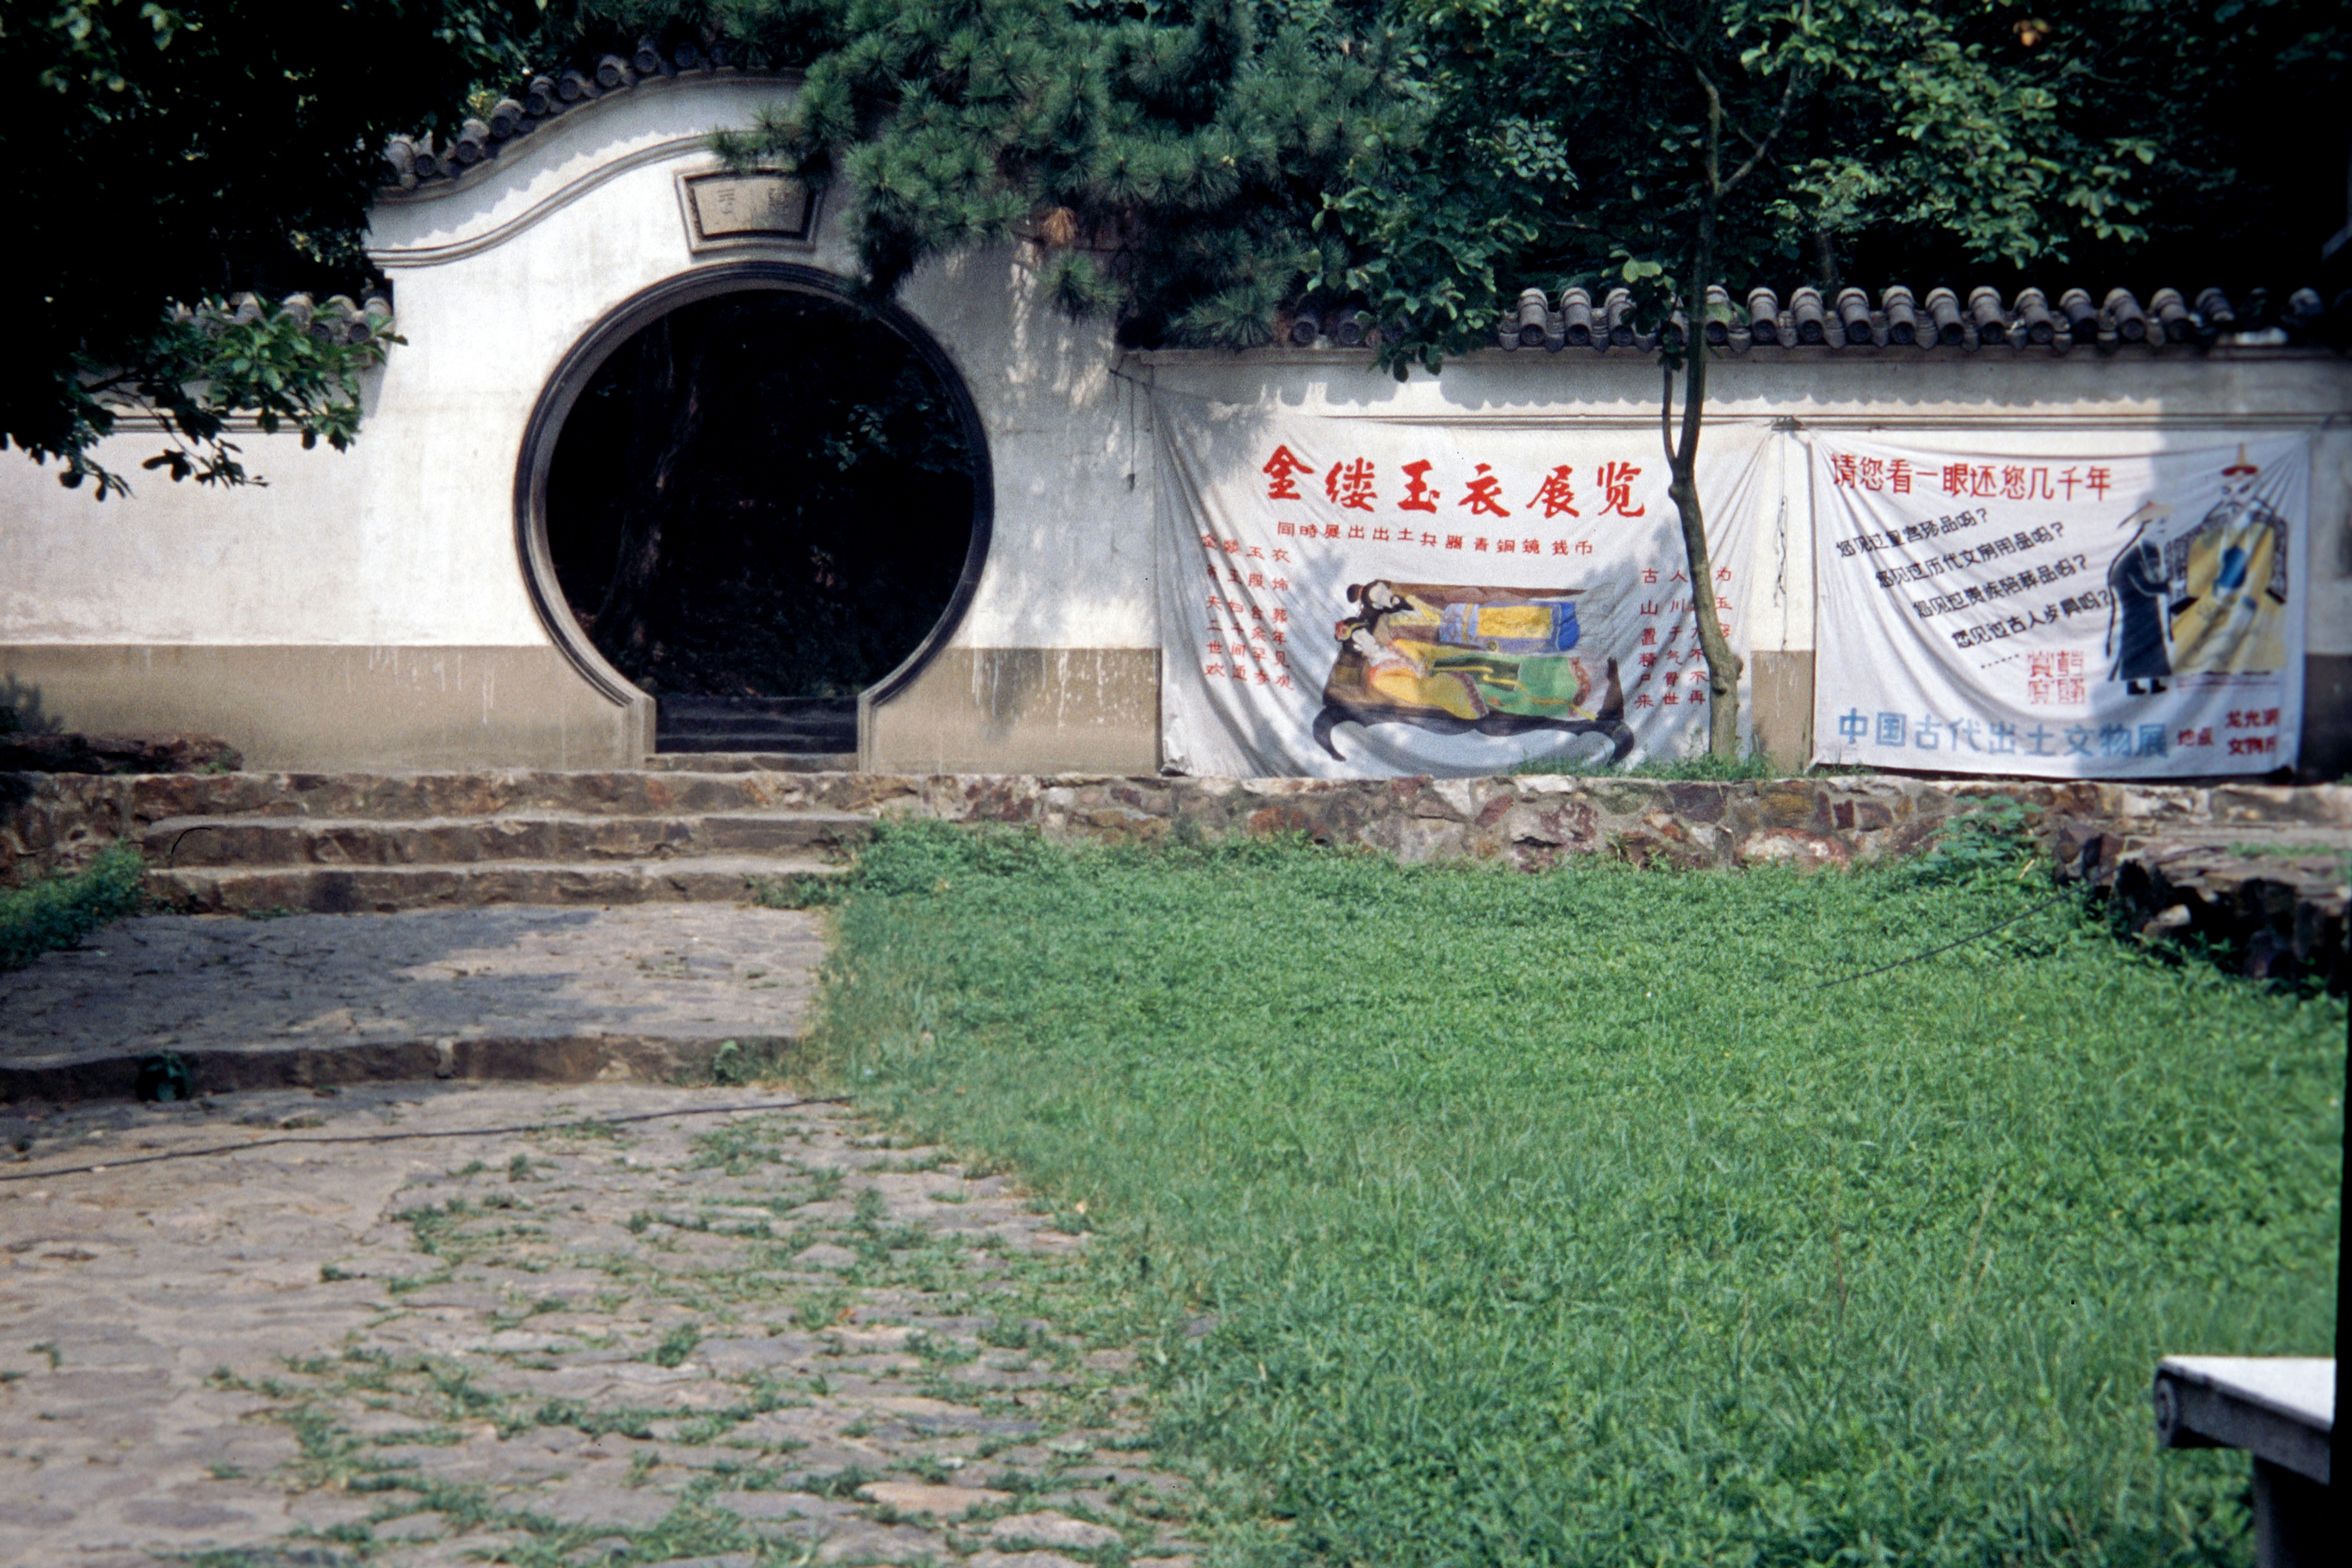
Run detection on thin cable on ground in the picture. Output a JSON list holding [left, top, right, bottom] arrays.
[[0, 1094, 852, 1185], [1813, 891, 2077, 990]]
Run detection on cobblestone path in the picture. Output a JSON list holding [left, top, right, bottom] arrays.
[[0, 1083, 1204, 1568]]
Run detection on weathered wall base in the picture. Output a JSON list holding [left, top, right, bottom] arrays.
[[1749, 650, 1815, 771], [4, 642, 2333, 782], [864, 648, 1159, 775], [10, 766, 2345, 884], [0, 646, 640, 772], [859, 772, 2350, 877]]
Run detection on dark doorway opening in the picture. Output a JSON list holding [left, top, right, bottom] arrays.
[[544, 288, 981, 756]]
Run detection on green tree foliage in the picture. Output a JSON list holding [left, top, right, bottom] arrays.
[[701, 0, 1408, 347], [4, 0, 547, 495], [1382, 1, 2344, 350], [1845, 3, 2350, 294]]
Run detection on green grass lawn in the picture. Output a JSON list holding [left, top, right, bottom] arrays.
[[810, 822, 2343, 1567]]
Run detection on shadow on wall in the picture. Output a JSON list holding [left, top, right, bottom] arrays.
[[0, 677, 63, 737]]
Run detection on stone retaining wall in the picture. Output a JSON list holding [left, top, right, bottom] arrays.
[[9, 768, 2349, 884], [2053, 818, 2349, 989]]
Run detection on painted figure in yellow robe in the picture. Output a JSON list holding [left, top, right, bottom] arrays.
[[1345, 627, 1486, 719], [1342, 578, 1601, 721], [2164, 448, 2289, 677]]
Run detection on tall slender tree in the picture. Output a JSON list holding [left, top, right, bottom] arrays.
[[1348, 0, 2207, 756]]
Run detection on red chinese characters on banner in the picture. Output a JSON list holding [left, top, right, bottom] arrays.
[[1398, 460, 1440, 513], [2024, 651, 2087, 705], [1930, 461, 2114, 501], [1525, 466, 1579, 518], [1249, 452, 1662, 556], [1828, 453, 1914, 493], [1261, 444, 1314, 501], [2220, 707, 2282, 756], [1596, 462, 1645, 517], [1458, 463, 1510, 517], [1324, 458, 1377, 511]]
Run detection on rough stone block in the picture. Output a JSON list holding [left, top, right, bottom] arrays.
[[990, 1511, 1123, 1550], [0, 732, 242, 775], [856, 1479, 1011, 1518]]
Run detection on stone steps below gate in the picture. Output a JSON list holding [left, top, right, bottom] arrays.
[[643, 751, 862, 772], [154, 855, 845, 916], [70, 769, 891, 821], [40, 769, 891, 915], [653, 695, 858, 756], [141, 810, 872, 867]]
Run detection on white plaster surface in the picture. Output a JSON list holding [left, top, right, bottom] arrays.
[[0, 411, 459, 644], [370, 74, 1155, 656]]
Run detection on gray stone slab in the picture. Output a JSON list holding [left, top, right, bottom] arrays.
[[0, 904, 823, 1097]]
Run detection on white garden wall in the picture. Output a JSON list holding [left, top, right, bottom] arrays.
[[3, 70, 2344, 775]]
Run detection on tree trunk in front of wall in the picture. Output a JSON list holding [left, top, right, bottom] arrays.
[[597, 315, 710, 663], [1663, 309, 1743, 759]]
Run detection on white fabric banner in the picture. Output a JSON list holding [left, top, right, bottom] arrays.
[[1810, 433, 2308, 777], [1153, 400, 1775, 777]]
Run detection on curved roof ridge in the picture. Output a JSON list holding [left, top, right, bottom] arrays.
[[380, 37, 795, 200]]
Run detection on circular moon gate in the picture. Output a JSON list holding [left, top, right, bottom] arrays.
[[516, 261, 994, 753]]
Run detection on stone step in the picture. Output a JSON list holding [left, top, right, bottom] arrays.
[[141, 811, 872, 868], [657, 731, 853, 752], [661, 714, 853, 737], [657, 695, 858, 717], [83, 769, 887, 823], [0, 904, 824, 1099], [151, 855, 846, 915], [655, 696, 859, 751], [2054, 818, 2349, 989], [641, 752, 862, 773], [658, 710, 854, 735]]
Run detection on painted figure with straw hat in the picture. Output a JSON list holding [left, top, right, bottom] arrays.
[[2105, 444, 2289, 691]]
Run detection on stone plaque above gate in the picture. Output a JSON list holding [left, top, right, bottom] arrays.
[[678, 170, 816, 251]]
